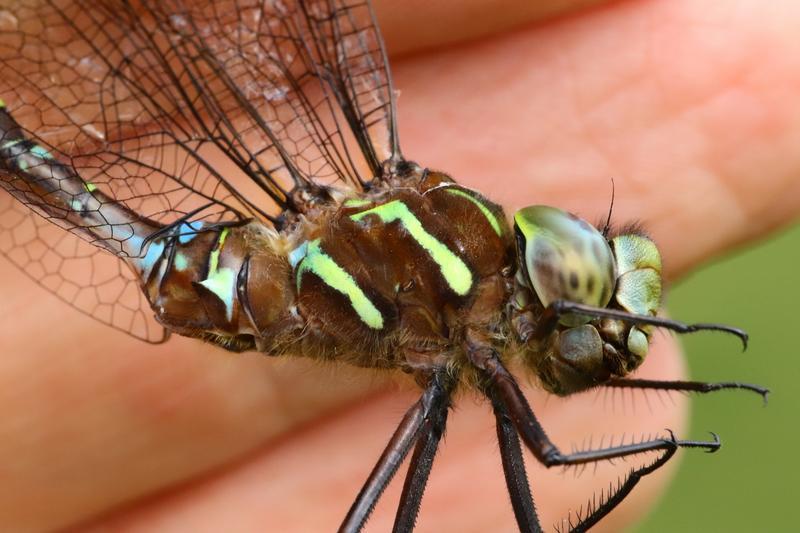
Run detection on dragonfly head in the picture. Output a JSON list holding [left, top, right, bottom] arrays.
[[512, 206, 663, 395]]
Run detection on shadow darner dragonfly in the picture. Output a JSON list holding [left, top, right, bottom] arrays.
[[0, 1, 766, 531]]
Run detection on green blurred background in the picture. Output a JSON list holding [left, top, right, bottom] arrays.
[[635, 223, 800, 532]]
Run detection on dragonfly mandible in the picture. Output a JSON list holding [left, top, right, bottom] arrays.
[[0, 1, 767, 531]]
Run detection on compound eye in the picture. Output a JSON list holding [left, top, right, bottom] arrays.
[[514, 206, 616, 325]]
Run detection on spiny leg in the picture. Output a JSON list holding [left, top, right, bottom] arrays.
[[489, 387, 542, 533], [339, 373, 448, 533], [465, 340, 721, 530], [464, 332, 720, 464], [392, 377, 451, 533], [604, 378, 769, 404], [559, 431, 720, 532], [557, 435, 679, 533]]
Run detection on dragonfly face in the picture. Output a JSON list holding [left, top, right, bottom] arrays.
[[512, 205, 663, 395], [0, 1, 764, 531]]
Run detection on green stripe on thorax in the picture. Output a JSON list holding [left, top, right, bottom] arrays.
[[295, 239, 384, 330], [198, 228, 236, 321], [207, 227, 230, 273], [350, 199, 473, 296], [443, 187, 503, 236]]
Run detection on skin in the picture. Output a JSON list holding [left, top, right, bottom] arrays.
[[1, 0, 799, 531]]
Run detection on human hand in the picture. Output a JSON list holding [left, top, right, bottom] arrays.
[[1, 0, 799, 531]]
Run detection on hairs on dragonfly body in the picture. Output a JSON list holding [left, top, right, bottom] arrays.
[[0, 1, 764, 532]]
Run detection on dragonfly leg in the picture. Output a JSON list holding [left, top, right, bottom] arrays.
[[556, 438, 679, 533], [339, 371, 449, 533], [469, 345, 720, 466], [604, 378, 769, 404], [392, 376, 451, 533], [464, 331, 720, 528], [488, 387, 542, 533], [528, 299, 748, 349]]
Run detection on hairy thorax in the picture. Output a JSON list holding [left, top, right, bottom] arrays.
[[288, 171, 515, 371]]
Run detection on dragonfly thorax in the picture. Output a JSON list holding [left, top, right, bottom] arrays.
[[287, 170, 515, 369]]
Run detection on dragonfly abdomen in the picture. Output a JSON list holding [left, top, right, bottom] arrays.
[[0, 101, 159, 257]]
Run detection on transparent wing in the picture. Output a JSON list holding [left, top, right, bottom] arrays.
[[0, 195, 168, 341], [0, 0, 400, 341]]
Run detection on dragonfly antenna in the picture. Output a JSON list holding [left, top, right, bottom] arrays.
[[602, 178, 616, 237]]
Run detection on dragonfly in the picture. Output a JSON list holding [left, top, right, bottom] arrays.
[[0, 1, 768, 531]]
